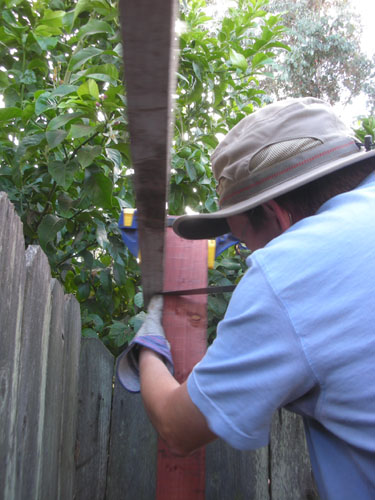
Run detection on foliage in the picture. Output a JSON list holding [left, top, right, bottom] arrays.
[[353, 115, 375, 144], [170, 0, 288, 214], [0, 0, 287, 353], [263, 0, 373, 106]]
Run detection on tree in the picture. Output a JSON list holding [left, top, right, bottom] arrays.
[[0, 0, 287, 352], [263, 0, 373, 106]]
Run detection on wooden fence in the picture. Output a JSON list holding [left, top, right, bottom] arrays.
[[0, 192, 319, 500]]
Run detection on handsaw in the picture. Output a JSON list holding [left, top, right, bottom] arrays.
[[162, 285, 236, 296], [119, 0, 178, 307]]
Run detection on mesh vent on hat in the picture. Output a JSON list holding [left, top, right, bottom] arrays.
[[251, 137, 322, 173]]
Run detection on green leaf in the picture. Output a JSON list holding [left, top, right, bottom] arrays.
[[19, 69, 37, 85], [50, 85, 78, 98], [105, 147, 122, 169], [134, 291, 144, 308], [46, 129, 68, 148], [77, 145, 102, 168], [69, 124, 95, 139], [16, 133, 45, 159], [82, 328, 98, 339], [124, 278, 135, 299], [192, 61, 202, 81], [78, 72, 116, 85], [100, 269, 112, 292], [77, 79, 99, 100], [84, 166, 113, 209], [229, 49, 248, 71], [81, 250, 94, 269], [33, 35, 58, 51], [68, 47, 104, 72], [47, 112, 83, 131], [252, 52, 272, 68], [48, 159, 79, 189], [0, 107, 22, 121], [41, 9, 65, 26], [79, 64, 119, 85], [113, 262, 127, 286], [34, 24, 62, 37], [129, 311, 146, 333], [217, 258, 241, 271], [108, 321, 126, 347], [73, 0, 92, 23], [208, 295, 228, 317], [79, 19, 112, 38], [37, 214, 66, 250], [0, 70, 9, 90], [35, 92, 56, 116], [184, 159, 197, 181], [77, 282, 91, 301], [96, 220, 109, 248], [22, 103, 35, 122]]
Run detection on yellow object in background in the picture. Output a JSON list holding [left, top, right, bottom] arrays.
[[123, 208, 135, 227], [207, 240, 216, 269]]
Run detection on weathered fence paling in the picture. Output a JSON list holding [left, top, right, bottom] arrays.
[[0, 192, 319, 500]]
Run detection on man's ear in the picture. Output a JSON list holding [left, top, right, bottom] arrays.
[[263, 200, 292, 232]]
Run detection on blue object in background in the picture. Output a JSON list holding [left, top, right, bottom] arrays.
[[118, 209, 239, 259], [118, 209, 140, 259]]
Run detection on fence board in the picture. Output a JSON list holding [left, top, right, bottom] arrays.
[[75, 338, 114, 500], [13, 246, 52, 500], [106, 383, 158, 500], [0, 194, 321, 500], [0, 193, 27, 500], [205, 441, 269, 500], [39, 279, 66, 500], [59, 295, 82, 500], [270, 409, 319, 500]]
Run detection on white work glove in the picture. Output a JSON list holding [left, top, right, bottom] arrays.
[[116, 295, 174, 393]]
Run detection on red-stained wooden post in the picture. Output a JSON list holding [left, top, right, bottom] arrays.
[[156, 226, 208, 500]]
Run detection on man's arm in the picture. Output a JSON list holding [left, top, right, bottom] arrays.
[[139, 347, 217, 456]]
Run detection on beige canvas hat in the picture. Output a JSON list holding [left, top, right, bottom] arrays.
[[173, 97, 375, 240]]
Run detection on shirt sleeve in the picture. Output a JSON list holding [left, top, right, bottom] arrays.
[[187, 256, 317, 450]]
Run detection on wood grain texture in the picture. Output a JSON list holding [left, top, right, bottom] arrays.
[[270, 409, 319, 500], [39, 279, 66, 500], [59, 295, 81, 500], [13, 245, 52, 500], [0, 193, 26, 500], [118, 0, 178, 306], [205, 441, 269, 500], [75, 338, 114, 500], [106, 384, 158, 500], [156, 228, 208, 500]]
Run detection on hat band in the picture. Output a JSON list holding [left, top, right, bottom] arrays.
[[219, 138, 359, 208]]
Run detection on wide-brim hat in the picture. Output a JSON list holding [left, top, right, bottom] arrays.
[[173, 97, 375, 240]]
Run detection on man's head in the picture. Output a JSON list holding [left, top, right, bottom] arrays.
[[173, 97, 375, 245]]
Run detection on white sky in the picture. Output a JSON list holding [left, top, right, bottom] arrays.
[[334, 0, 375, 125], [355, 0, 375, 56]]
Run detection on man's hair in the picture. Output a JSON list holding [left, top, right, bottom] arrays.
[[276, 159, 375, 219], [247, 158, 375, 224]]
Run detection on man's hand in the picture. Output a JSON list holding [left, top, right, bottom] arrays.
[[116, 295, 173, 392]]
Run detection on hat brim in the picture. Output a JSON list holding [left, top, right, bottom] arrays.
[[173, 148, 375, 240]]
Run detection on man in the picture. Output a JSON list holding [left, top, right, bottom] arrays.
[[117, 98, 375, 499]]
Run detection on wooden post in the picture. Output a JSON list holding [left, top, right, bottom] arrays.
[[156, 227, 208, 500]]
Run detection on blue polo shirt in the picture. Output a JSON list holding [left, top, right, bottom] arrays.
[[188, 173, 375, 499]]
